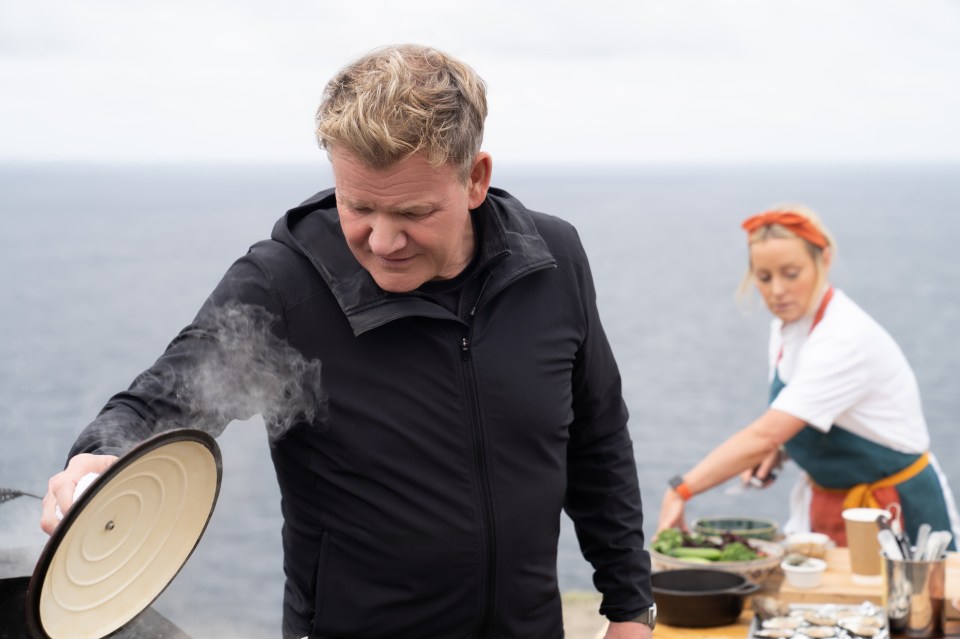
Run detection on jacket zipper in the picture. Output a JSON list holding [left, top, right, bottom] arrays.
[[460, 331, 497, 638]]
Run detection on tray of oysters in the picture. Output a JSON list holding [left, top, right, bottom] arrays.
[[749, 596, 888, 638]]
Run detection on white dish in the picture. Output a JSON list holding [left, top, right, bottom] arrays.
[[781, 556, 827, 589]]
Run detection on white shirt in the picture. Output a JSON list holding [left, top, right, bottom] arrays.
[[773, 289, 960, 538], [769, 288, 928, 453]]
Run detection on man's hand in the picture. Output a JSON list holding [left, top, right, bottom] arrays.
[[41, 453, 118, 534], [603, 621, 653, 639]]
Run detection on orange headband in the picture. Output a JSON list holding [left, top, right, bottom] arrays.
[[741, 211, 829, 249]]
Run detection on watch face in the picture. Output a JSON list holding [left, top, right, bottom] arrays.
[[645, 602, 657, 627]]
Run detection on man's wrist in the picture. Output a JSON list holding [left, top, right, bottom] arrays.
[[626, 603, 656, 629]]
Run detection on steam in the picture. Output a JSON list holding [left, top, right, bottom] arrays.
[[155, 301, 327, 442]]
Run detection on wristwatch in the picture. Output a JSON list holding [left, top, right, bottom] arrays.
[[629, 603, 656, 630], [668, 474, 692, 501]]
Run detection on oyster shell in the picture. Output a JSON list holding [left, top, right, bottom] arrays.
[[801, 609, 838, 626], [797, 628, 836, 638], [763, 616, 804, 629], [752, 596, 792, 621], [838, 615, 884, 629], [754, 629, 796, 638], [836, 616, 884, 638]]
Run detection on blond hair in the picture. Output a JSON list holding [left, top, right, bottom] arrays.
[[315, 44, 487, 181], [736, 204, 838, 312]]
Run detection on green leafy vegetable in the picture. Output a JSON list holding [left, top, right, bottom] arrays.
[[652, 528, 764, 562], [669, 547, 723, 560], [651, 528, 684, 554], [718, 541, 759, 562]]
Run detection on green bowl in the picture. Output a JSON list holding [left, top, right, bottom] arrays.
[[692, 516, 779, 541]]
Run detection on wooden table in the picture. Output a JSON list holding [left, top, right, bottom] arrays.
[[653, 549, 960, 638]]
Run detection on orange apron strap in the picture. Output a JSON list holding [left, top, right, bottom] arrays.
[[841, 452, 929, 510], [809, 452, 929, 546]]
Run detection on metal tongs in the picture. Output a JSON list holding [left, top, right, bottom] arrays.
[[722, 470, 778, 495]]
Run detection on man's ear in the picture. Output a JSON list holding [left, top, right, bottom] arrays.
[[466, 152, 492, 209]]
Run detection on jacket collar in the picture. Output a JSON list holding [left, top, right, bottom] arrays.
[[273, 187, 556, 335]]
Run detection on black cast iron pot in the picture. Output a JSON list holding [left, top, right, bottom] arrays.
[[652, 568, 760, 628]]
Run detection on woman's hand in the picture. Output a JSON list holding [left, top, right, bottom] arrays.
[[41, 453, 119, 534], [739, 446, 786, 488], [657, 487, 688, 532]]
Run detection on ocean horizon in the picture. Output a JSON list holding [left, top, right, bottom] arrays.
[[2, 161, 958, 637]]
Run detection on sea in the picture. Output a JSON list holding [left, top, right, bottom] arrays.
[[1, 161, 958, 637]]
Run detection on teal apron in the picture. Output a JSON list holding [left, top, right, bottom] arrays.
[[770, 289, 954, 548], [771, 372, 954, 548]]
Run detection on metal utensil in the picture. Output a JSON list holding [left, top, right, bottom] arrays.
[[722, 470, 777, 495], [876, 514, 912, 559], [878, 528, 905, 560], [913, 523, 932, 560], [923, 530, 952, 561]]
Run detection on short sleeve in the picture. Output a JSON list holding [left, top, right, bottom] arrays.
[[770, 328, 870, 430]]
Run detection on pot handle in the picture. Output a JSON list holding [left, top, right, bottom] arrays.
[[732, 581, 761, 595]]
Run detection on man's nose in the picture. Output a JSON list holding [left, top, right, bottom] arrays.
[[367, 216, 407, 255]]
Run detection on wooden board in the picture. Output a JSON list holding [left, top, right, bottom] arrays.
[[654, 549, 960, 637], [947, 552, 960, 621], [654, 610, 960, 639], [778, 548, 960, 620], [778, 548, 883, 605], [648, 611, 754, 639]]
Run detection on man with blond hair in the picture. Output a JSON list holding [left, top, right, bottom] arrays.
[[42, 44, 654, 638]]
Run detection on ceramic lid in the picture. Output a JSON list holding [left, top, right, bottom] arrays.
[[26, 429, 222, 639]]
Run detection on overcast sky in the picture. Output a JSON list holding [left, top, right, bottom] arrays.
[[3, 0, 959, 166]]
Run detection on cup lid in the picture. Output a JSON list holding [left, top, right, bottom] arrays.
[[26, 429, 222, 639]]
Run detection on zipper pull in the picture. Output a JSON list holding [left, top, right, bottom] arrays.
[[461, 337, 470, 360]]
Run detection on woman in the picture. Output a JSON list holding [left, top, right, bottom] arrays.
[[657, 205, 959, 548]]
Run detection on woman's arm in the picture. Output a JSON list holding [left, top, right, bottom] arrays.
[[657, 408, 807, 531]]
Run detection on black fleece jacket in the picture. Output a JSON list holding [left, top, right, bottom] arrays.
[[70, 187, 653, 638]]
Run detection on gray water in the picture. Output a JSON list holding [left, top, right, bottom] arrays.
[[1, 162, 958, 637]]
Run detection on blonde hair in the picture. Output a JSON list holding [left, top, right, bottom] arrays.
[[315, 44, 488, 181], [736, 204, 838, 312]]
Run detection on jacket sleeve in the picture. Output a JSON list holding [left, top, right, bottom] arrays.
[[561, 233, 654, 622], [68, 248, 305, 460]]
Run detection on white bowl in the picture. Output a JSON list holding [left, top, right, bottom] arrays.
[[780, 556, 827, 589]]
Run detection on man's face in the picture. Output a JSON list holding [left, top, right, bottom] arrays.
[[332, 148, 490, 293]]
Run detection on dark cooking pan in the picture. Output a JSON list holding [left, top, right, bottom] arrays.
[[652, 568, 760, 628]]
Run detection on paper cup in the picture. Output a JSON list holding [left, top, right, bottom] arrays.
[[842, 507, 886, 585]]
